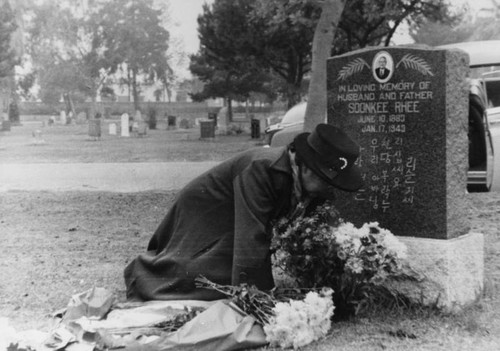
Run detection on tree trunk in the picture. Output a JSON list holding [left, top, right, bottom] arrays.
[[132, 69, 140, 112], [286, 82, 302, 109], [303, 0, 346, 132], [227, 97, 233, 122]]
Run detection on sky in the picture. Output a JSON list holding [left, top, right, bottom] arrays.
[[168, 0, 214, 55]]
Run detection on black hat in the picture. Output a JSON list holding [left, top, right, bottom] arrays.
[[293, 124, 363, 192]]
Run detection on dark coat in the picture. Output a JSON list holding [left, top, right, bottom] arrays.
[[375, 67, 390, 79], [124, 147, 295, 301]]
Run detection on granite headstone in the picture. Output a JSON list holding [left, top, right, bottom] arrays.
[[88, 119, 101, 138], [60, 110, 67, 125], [327, 46, 470, 239], [121, 113, 130, 137], [109, 123, 117, 135]]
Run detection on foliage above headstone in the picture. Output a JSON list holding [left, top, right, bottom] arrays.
[[332, 0, 460, 55], [189, 0, 276, 109], [192, 0, 460, 108], [92, 0, 172, 110], [24, 0, 173, 109], [25, 1, 102, 104], [0, 1, 19, 79]]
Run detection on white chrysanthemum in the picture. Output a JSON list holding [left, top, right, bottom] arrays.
[[264, 323, 294, 348], [362, 221, 380, 232], [265, 292, 335, 349], [273, 302, 296, 326], [333, 229, 351, 246], [293, 329, 316, 349], [304, 291, 327, 310], [353, 222, 371, 238], [380, 232, 407, 259]]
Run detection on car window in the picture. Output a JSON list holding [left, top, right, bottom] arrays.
[[281, 103, 306, 125], [482, 71, 500, 108], [488, 107, 500, 126]]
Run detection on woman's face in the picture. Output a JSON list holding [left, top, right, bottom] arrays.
[[300, 166, 336, 199]]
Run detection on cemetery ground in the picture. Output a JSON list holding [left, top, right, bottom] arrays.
[[1, 121, 500, 350]]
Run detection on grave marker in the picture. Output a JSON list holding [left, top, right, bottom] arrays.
[[88, 119, 101, 140], [167, 115, 177, 129], [109, 123, 117, 135], [327, 46, 469, 239], [60, 111, 67, 125], [326, 45, 483, 310], [121, 113, 130, 137]]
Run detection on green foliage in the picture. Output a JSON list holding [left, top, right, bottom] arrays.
[[25, 0, 173, 107], [190, 0, 275, 109], [271, 200, 409, 318], [193, 0, 458, 108], [8, 101, 19, 123], [17, 72, 36, 100], [330, 0, 460, 54], [410, 4, 500, 46], [409, 19, 474, 46], [26, 2, 100, 103], [0, 1, 19, 78], [100, 86, 115, 101], [147, 107, 157, 129], [38, 61, 90, 104], [93, 0, 172, 110], [468, 17, 500, 41], [251, 0, 320, 106]]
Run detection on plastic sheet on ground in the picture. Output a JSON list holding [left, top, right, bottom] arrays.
[[4, 288, 267, 351], [63, 287, 116, 322], [117, 300, 267, 351]]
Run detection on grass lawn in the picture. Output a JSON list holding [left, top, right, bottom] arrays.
[[0, 120, 263, 163], [1, 120, 500, 350]]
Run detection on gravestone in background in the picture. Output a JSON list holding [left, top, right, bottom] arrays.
[[88, 119, 101, 139], [60, 111, 67, 125], [167, 115, 177, 130], [327, 46, 469, 240], [109, 123, 117, 135], [121, 113, 130, 137], [327, 46, 483, 310], [216, 107, 229, 135]]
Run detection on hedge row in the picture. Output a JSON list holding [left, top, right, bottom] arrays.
[[19, 101, 282, 118]]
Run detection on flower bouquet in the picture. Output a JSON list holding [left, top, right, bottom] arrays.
[[195, 277, 334, 350], [271, 200, 408, 318], [263, 287, 335, 349]]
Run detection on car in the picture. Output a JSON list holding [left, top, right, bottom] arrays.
[[269, 40, 500, 192], [435, 41, 500, 192], [439, 40, 500, 109], [488, 106, 500, 126], [264, 102, 308, 145]]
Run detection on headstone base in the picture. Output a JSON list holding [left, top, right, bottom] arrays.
[[388, 232, 484, 312]]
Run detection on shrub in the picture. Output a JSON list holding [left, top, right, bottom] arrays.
[[8, 102, 19, 123], [147, 107, 157, 130]]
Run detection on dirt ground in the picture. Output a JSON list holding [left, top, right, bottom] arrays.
[[1, 122, 500, 350], [2, 189, 500, 350], [0, 190, 176, 331]]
